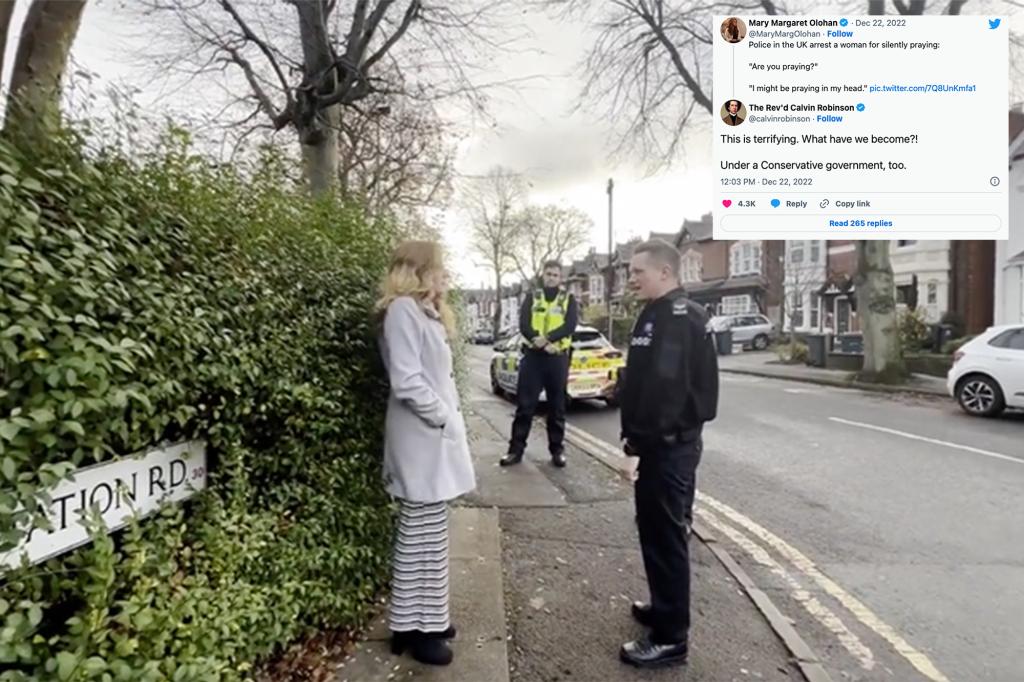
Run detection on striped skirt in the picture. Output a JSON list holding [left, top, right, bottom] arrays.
[[389, 500, 451, 633]]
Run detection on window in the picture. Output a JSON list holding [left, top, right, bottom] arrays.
[[789, 241, 805, 264], [590, 275, 604, 302], [927, 282, 938, 305], [989, 329, 1024, 350], [810, 295, 820, 329], [730, 241, 762, 277], [681, 251, 703, 283], [810, 240, 822, 263], [720, 295, 753, 315]]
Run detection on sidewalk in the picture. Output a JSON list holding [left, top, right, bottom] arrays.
[[718, 351, 949, 398], [338, 389, 808, 682]]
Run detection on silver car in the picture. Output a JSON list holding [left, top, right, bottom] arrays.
[[709, 314, 776, 351]]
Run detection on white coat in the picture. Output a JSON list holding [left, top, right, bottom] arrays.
[[379, 296, 476, 502]]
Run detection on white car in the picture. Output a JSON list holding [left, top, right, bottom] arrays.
[[708, 314, 775, 351], [947, 324, 1024, 417]]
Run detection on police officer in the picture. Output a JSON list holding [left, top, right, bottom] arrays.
[[501, 260, 578, 468], [617, 239, 718, 669]]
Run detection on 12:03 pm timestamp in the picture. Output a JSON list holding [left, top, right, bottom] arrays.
[[720, 178, 815, 186]]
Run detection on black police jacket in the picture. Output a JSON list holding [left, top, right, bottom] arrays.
[[619, 288, 719, 445]]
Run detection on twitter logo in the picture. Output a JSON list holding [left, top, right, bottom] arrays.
[[989, 18, 1001, 29]]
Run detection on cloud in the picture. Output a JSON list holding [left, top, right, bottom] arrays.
[[459, 120, 612, 195]]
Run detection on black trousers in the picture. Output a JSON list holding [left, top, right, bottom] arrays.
[[508, 351, 570, 457], [634, 436, 702, 644]]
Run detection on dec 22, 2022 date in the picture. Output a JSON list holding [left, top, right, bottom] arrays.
[[721, 177, 815, 186]]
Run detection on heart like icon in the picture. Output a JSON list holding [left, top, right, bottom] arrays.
[[722, 199, 732, 208]]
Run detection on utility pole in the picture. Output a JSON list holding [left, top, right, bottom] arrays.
[[606, 178, 614, 344]]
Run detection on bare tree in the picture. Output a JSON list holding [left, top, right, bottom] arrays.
[[3, 0, 88, 143], [550, 0, 782, 162], [464, 166, 526, 336], [337, 90, 456, 227], [509, 204, 592, 286], [141, 0, 512, 196]]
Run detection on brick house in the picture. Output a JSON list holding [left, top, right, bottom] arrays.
[[672, 213, 784, 322]]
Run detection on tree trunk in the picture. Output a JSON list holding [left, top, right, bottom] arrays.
[[0, 0, 16, 81], [3, 0, 87, 143], [855, 240, 906, 380], [492, 269, 503, 338], [294, 0, 339, 197], [854, 0, 905, 382], [301, 104, 340, 197]]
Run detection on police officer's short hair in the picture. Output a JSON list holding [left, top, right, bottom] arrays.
[[634, 239, 681, 278], [542, 260, 562, 272]]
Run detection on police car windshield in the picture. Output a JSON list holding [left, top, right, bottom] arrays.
[[572, 331, 610, 349]]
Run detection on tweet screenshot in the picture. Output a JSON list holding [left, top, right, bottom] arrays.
[[713, 15, 1008, 240]]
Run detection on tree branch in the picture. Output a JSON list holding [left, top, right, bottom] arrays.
[[219, 0, 293, 111]]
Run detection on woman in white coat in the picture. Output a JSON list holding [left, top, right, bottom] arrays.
[[376, 240, 476, 666]]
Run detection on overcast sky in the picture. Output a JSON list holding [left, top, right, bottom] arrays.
[[3, 1, 1020, 289]]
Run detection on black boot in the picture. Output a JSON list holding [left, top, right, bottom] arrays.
[[391, 631, 454, 666], [500, 452, 523, 466], [551, 451, 566, 468]]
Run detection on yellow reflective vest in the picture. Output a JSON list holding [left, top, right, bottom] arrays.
[[530, 289, 572, 352]]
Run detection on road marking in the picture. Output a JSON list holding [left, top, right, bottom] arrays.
[[697, 493, 951, 682], [697, 508, 875, 670], [829, 417, 1023, 466], [560, 422, 951, 682]]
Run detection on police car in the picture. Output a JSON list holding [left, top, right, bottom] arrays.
[[489, 325, 625, 406]]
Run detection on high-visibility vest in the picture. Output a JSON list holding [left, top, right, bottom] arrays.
[[530, 289, 571, 352]]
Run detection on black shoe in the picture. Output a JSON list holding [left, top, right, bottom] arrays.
[[631, 601, 655, 628], [619, 636, 688, 669], [500, 452, 523, 466], [391, 631, 453, 666], [551, 451, 566, 468]]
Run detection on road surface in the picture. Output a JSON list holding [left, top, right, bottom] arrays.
[[466, 344, 1024, 682]]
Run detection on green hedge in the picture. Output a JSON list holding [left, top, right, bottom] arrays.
[[0, 128, 395, 680], [905, 353, 953, 378]]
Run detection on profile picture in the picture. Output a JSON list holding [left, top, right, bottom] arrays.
[[721, 100, 747, 126], [721, 17, 747, 43]]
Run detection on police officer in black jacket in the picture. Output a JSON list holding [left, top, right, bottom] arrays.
[[617, 239, 719, 669]]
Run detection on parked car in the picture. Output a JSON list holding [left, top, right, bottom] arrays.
[[472, 328, 495, 345], [708, 313, 776, 351], [490, 325, 624, 406], [947, 324, 1024, 417]]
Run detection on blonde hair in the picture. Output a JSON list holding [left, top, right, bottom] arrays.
[[376, 240, 457, 337]]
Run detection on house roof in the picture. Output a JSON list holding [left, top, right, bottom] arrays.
[[683, 274, 766, 295], [679, 213, 714, 243], [649, 231, 680, 246]]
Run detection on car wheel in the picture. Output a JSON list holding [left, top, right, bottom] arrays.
[[603, 396, 620, 408], [956, 374, 1005, 417], [753, 334, 769, 351]]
